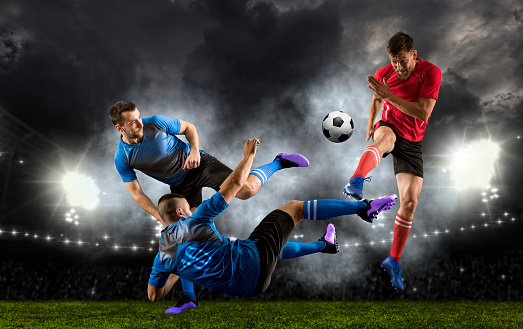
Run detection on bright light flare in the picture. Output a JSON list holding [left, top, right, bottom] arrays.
[[449, 139, 500, 189], [62, 172, 100, 210]]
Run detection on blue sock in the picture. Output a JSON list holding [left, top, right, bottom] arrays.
[[303, 199, 367, 220], [250, 158, 282, 186], [181, 278, 196, 300], [280, 241, 325, 259]]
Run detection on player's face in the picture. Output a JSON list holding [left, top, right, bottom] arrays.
[[119, 109, 143, 140], [389, 50, 417, 80]]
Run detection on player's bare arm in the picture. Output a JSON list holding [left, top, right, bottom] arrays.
[[148, 274, 180, 302], [367, 76, 436, 121], [219, 139, 259, 204], [367, 95, 384, 141], [178, 120, 201, 170], [124, 179, 163, 224]]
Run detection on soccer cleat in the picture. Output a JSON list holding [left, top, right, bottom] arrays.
[[382, 255, 404, 291], [275, 153, 310, 168], [165, 295, 198, 315], [343, 176, 371, 200], [356, 194, 397, 223], [319, 223, 339, 254]]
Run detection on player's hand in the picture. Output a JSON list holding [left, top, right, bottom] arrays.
[[366, 123, 375, 141], [243, 139, 259, 158], [368, 76, 391, 100], [183, 151, 201, 170]]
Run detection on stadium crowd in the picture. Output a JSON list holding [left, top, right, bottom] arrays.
[[1, 251, 521, 301]]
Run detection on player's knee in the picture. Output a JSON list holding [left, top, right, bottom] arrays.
[[402, 197, 418, 213], [378, 132, 395, 149], [286, 200, 302, 208]]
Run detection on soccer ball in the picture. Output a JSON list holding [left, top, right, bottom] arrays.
[[322, 111, 354, 143]]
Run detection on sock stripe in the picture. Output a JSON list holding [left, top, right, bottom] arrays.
[[313, 200, 317, 220], [394, 220, 412, 229], [365, 146, 381, 165], [395, 216, 412, 225], [251, 169, 268, 184]]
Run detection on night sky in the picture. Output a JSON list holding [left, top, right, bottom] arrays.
[[1, 0, 522, 288]]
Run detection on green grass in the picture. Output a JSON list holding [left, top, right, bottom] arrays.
[[1, 300, 522, 328]]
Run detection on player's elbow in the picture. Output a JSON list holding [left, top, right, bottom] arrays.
[[147, 286, 162, 302]]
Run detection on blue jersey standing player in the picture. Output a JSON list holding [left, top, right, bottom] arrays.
[[147, 139, 397, 314], [109, 101, 310, 309]]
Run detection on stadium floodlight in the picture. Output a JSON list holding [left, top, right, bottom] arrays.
[[62, 172, 100, 210], [448, 139, 500, 190]]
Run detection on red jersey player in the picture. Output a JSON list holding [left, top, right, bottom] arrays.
[[343, 32, 442, 291]]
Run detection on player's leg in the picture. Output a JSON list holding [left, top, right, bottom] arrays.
[[382, 172, 423, 291], [248, 196, 396, 296], [236, 153, 309, 200], [280, 223, 339, 258], [343, 123, 396, 200]]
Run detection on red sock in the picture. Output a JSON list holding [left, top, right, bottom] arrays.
[[390, 213, 413, 262], [350, 146, 381, 179]]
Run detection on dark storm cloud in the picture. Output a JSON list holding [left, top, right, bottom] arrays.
[[182, 0, 344, 139], [0, 0, 204, 141]]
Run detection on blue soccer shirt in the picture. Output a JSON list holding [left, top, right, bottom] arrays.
[[114, 115, 201, 187], [148, 192, 261, 297]]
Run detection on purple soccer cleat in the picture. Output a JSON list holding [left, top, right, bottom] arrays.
[[275, 153, 310, 168], [165, 295, 198, 315], [319, 223, 339, 254], [357, 194, 397, 223]]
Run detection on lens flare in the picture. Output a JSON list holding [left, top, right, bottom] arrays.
[[61, 172, 100, 210], [449, 139, 500, 189]]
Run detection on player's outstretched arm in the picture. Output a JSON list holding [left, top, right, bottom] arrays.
[[219, 139, 259, 204], [148, 274, 180, 302], [179, 120, 201, 170], [124, 179, 163, 225]]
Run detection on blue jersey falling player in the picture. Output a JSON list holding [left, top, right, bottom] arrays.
[[147, 139, 397, 314]]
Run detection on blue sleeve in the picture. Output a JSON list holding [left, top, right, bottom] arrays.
[[114, 145, 137, 183], [143, 115, 181, 135], [148, 253, 171, 288], [189, 192, 229, 224]]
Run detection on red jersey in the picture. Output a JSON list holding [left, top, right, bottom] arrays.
[[375, 58, 441, 142]]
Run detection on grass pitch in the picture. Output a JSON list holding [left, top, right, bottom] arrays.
[[1, 300, 521, 328]]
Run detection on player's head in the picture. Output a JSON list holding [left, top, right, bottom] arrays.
[[109, 101, 144, 140], [158, 193, 192, 223], [386, 32, 417, 80]]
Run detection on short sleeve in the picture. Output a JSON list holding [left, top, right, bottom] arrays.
[[148, 253, 171, 288], [114, 145, 137, 183], [143, 115, 182, 135], [419, 64, 442, 100], [189, 192, 229, 224]]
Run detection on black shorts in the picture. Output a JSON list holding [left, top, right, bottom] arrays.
[[248, 210, 295, 297], [170, 153, 232, 208], [375, 121, 424, 178]]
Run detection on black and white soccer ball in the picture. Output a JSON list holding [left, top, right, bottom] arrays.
[[322, 111, 354, 143]]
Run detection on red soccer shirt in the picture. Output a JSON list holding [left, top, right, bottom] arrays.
[[375, 58, 441, 142]]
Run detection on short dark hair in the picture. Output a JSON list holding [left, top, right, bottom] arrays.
[[108, 101, 137, 125], [158, 193, 186, 206], [386, 32, 414, 56], [157, 193, 187, 222]]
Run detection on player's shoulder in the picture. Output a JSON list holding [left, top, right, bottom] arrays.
[[418, 58, 441, 74], [142, 115, 166, 125], [114, 139, 128, 160]]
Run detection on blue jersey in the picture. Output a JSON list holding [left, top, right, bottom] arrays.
[[114, 115, 200, 187], [148, 192, 261, 297]]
